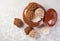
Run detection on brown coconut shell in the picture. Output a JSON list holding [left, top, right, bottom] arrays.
[[23, 2, 46, 27]]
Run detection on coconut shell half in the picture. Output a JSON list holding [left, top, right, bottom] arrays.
[[23, 2, 46, 27]]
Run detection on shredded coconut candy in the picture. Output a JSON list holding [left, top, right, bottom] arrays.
[[32, 8, 44, 22]]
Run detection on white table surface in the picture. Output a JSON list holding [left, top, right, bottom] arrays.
[[0, 0, 60, 41]]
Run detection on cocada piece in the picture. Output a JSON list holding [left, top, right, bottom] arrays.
[[29, 29, 39, 38], [24, 26, 33, 35], [40, 26, 50, 35], [14, 18, 23, 27], [44, 8, 57, 27]]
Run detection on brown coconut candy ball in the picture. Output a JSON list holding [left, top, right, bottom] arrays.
[[14, 18, 23, 27], [23, 2, 46, 27], [44, 8, 57, 27], [24, 26, 33, 35]]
